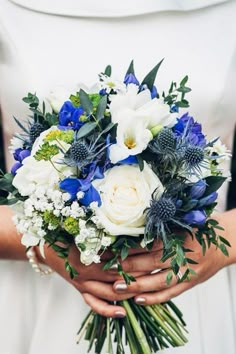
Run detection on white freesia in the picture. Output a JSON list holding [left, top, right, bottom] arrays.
[[109, 84, 177, 163], [12, 127, 73, 196], [92, 163, 164, 236]]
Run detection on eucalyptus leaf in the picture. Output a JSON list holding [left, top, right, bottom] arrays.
[[96, 96, 108, 120], [104, 65, 112, 77], [79, 89, 93, 115], [76, 122, 97, 139]]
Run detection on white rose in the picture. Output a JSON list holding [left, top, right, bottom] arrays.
[[109, 84, 177, 163], [92, 162, 164, 236]]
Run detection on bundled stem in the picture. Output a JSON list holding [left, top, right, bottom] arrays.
[[77, 299, 188, 354]]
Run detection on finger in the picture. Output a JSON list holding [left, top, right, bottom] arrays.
[[113, 270, 177, 294], [82, 293, 126, 318], [134, 281, 192, 306], [121, 250, 170, 273], [79, 280, 137, 302], [101, 240, 162, 260]]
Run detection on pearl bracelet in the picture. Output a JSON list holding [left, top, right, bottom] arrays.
[[26, 247, 53, 276]]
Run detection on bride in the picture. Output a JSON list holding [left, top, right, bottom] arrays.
[[0, 0, 236, 353]]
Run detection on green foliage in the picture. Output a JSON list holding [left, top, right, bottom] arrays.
[[79, 89, 93, 115], [104, 65, 112, 77], [34, 142, 59, 161], [70, 92, 80, 107], [141, 59, 164, 90], [125, 60, 135, 76], [163, 76, 191, 108]]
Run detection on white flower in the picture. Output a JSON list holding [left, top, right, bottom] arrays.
[[92, 162, 164, 236], [99, 73, 126, 94], [76, 191, 85, 200], [109, 84, 177, 163], [101, 236, 112, 247], [8, 135, 23, 153], [47, 86, 71, 113], [207, 139, 232, 163], [13, 127, 72, 197]]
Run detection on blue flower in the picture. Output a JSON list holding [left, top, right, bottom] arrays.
[[190, 180, 206, 199], [183, 210, 207, 225], [139, 84, 158, 99], [11, 148, 31, 175], [60, 178, 101, 207], [174, 113, 206, 147], [124, 73, 140, 86], [117, 155, 138, 165], [11, 162, 23, 175], [198, 192, 218, 208], [13, 148, 30, 162], [59, 101, 85, 130]]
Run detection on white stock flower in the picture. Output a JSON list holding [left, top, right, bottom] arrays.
[[92, 163, 164, 236], [12, 127, 72, 197], [207, 139, 232, 163], [109, 84, 176, 163]]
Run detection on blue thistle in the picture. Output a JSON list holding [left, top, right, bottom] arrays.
[[184, 146, 204, 166], [29, 122, 45, 143]]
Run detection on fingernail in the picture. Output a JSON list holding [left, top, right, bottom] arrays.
[[115, 282, 128, 292], [135, 297, 146, 305], [109, 264, 118, 271], [114, 311, 126, 318], [150, 268, 161, 275]]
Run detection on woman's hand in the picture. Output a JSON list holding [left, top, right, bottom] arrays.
[[113, 210, 236, 305], [40, 244, 150, 318]]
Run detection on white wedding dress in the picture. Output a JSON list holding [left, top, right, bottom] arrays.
[[0, 1, 236, 353]]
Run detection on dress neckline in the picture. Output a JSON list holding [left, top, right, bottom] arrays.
[[8, 0, 232, 18]]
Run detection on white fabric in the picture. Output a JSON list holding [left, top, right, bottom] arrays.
[[0, 0, 236, 353], [8, 0, 233, 17]]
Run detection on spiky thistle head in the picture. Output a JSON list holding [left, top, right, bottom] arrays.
[[29, 122, 45, 143], [70, 141, 90, 163], [156, 128, 176, 152], [184, 146, 204, 166]]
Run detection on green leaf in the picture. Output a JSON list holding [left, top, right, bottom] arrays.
[[219, 243, 229, 257], [121, 246, 129, 261], [177, 86, 191, 94], [0, 173, 15, 193], [102, 256, 118, 271], [166, 271, 173, 286], [204, 176, 227, 196], [180, 75, 189, 86], [125, 60, 135, 76], [186, 258, 198, 265], [79, 89, 93, 115], [96, 95, 108, 120], [104, 65, 112, 77], [13, 116, 29, 134], [219, 236, 231, 247], [141, 58, 164, 90], [76, 122, 97, 139], [137, 155, 144, 171]]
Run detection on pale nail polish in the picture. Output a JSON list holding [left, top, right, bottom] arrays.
[[115, 283, 128, 291], [114, 311, 126, 318], [135, 297, 146, 305]]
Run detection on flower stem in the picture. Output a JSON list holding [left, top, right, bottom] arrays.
[[122, 300, 151, 354], [146, 306, 185, 346]]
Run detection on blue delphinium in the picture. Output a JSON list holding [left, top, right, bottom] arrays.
[[124, 73, 139, 86], [11, 148, 31, 175], [174, 113, 206, 147], [59, 101, 85, 130]]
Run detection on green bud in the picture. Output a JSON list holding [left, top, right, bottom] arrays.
[[63, 217, 80, 235], [150, 125, 163, 137]]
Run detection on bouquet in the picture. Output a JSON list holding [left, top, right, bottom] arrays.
[[0, 60, 231, 354]]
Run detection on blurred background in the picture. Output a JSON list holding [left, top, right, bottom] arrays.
[[0, 113, 235, 208]]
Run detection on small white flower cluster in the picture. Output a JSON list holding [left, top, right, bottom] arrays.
[[74, 218, 112, 266], [99, 73, 125, 94]]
